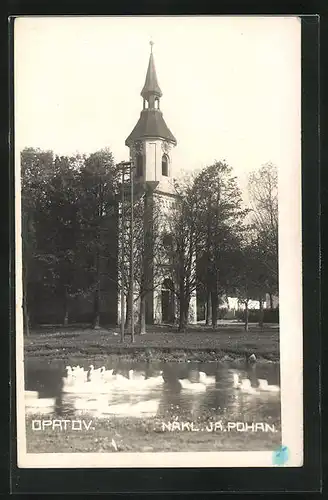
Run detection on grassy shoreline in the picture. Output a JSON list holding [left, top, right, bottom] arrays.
[[25, 414, 281, 453], [24, 324, 280, 363]]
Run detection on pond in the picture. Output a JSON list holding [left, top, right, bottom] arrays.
[[23, 358, 281, 453]]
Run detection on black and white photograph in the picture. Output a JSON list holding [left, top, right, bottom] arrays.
[[14, 16, 303, 468]]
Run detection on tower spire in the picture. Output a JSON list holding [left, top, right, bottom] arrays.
[[141, 41, 162, 99], [125, 44, 177, 147]]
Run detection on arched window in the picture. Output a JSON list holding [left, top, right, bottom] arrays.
[[155, 98, 160, 109], [163, 233, 173, 250], [162, 154, 168, 176], [136, 154, 143, 178]]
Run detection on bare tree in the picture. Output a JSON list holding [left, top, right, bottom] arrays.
[[163, 178, 201, 331], [248, 162, 278, 301]]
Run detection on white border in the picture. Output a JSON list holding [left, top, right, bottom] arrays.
[[14, 16, 303, 469]]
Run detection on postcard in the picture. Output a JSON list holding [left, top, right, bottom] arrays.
[[14, 15, 303, 468]]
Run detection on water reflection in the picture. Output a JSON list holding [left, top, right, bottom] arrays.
[[24, 359, 281, 425]]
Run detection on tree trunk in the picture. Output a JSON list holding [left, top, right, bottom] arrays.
[[244, 301, 249, 331], [184, 297, 190, 325], [178, 303, 186, 332], [205, 290, 212, 325], [178, 279, 187, 331], [22, 267, 30, 336], [63, 286, 69, 326], [178, 291, 189, 332], [211, 291, 218, 329], [93, 246, 101, 329], [23, 294, 30, 336], [259, 296, 264, 329], [269, 292, 274, 309], [139, 294, 146, 334], [125, 291, 131, 328], [93, 286, 101, 329]]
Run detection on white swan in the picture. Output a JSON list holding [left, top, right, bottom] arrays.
[[25, 397, 56, 408], [66, 365, 87, 382], [87, 365, 105, 382], [25, 390, 39, 398], [199, 372, 216, 385], [239, 379, 258, 394], [233, 374, 258, 394], [258, 379, 280, 392], [72, 365, 85, 375], [62, 369, 113, 394], [233, 373, 241, 389], [128, 369, 146, 381], [110, 373, 147, 392], [144, 372, 164, 388], [100, 368, 115, 381], [179, 379, 207, 392]]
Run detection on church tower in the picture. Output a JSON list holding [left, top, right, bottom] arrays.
[[125, 41, 177, 194], [125, 42, 179, 325], [124, 43, 197, 326]]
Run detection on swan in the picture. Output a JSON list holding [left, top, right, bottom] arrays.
[[258, 379, 280, 392], [110, 373, 147, 392], [25, 397, 56, 408], [144, 372, 164, 388], [100, 368, 115, 381], [25, 390, 39, 398], [128, 369, 146, 382], [233, 374, 258, 394], [63, 369, 113, 394], [72, 365, 85, 375], [87, 365, 105, 382], [179, 379, 207, 392], [239, 379, 258, 394], [199, 372, 216, 385], [233, 373, 241, 389], [65, 365, 87, 382]]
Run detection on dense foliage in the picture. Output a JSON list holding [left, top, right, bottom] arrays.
[[21, 148, 279, 335]]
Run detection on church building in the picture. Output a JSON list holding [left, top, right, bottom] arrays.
[[121, 42, 197, 325]]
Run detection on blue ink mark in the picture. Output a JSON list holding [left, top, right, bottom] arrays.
[[273, 445, 289, 465]]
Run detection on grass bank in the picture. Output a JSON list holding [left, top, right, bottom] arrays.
[[24, 323, 279, 363], [25, 414, 281, 453]]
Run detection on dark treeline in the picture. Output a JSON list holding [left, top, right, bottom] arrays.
[[21, 147, 278, 334], [21, 147, 119, 334]]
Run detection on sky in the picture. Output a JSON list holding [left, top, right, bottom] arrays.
[[14, 16, 301, 195]]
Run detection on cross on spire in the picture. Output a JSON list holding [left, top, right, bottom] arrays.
[[150, 40, 154, 53]]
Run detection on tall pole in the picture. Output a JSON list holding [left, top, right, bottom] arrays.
[[130, 161, 135, 343], [120, 164, 125, 343]]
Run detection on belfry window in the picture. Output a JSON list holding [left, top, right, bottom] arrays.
[[136, 154, 143, 178], [162, 154, 168, 177]]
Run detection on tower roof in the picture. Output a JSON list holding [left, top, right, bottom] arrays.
[[126, 42, 177, 147], [141, 47, 163, 99], [125, 109, 177, 146]]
